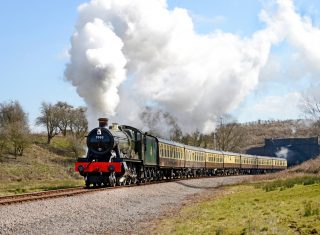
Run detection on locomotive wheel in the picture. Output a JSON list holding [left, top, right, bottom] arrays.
[[85, 180, 90, 188], [126, 178, 132, 186], [116, 177, 121, 186], [109, 173, 116, 187]]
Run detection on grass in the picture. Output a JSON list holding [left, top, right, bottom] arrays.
[[0, 179, 83, 196], [254, 175, 320, 192], [152, 181, 320, 235], [0, 134, 84, 196]]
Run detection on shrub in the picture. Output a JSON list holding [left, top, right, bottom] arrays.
[[256, 176, 320, 192]]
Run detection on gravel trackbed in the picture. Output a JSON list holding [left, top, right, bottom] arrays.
[[0, 176, 251, 235]]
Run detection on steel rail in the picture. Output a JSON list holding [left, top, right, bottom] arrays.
[[0, 175, 242, 206]]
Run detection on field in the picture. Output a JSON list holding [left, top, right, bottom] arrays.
[[152, 175, 320, 235], [0, 135, 83, 196]]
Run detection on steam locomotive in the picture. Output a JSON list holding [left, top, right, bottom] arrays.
[[75, 118, 287, 187]]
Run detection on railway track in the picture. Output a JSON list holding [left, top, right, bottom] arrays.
[[0, 180, 172, 206], [0, 187, 107, 205], [0, 175, 243, 206]]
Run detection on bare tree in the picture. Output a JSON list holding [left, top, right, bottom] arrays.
[[67, 107, 88, 157], [0, 101, 30, 156], [68, 107, 88, 140], [0, 127, 7, 154], [36, 102, 60, 144], [215, 114, 247, 152], [192, 129, 200, 147], [55, 101, 73, 136], [301, 95, 320, 134]]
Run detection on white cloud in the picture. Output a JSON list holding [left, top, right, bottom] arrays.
[[251, 92, 302, 120], [190, 12, 226, 25], [262, 0, 320, 70], [57, 47, 70, 60]]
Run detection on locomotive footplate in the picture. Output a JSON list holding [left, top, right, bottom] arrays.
[[121, 158, 143, 163]]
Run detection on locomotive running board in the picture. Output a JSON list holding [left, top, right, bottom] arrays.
[[121, 159, 143, 163]]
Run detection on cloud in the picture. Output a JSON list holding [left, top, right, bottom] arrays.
[[190, 12, 226, 25], [262, 0, 320, 70], [65, 0, 320, 132], [252, 92, 303, 120], [57, 47, 70, 60]]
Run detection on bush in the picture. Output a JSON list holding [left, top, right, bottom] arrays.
[[255, 176, 320, 192], [0, 101, 31, 156]]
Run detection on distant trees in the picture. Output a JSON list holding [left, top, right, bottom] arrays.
[[36, 102, 88, 155], [214, 115, 247, 152], [55, 101, 73, 136], [140, 108, 247, 152], [178, 115, 247, 152], [301, 95, 320, 134], [67, 107, 88, 156], [0, 101, 30, 156], [36, 103, 60, 144], [0, 100, 88, 157]]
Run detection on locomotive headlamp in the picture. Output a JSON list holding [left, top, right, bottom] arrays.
[[108, 165, 115, 172]]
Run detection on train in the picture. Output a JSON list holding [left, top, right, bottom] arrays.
[[75, 118, 287, 187]]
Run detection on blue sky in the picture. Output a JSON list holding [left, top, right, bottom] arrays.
[[1, 0, 320, 130]]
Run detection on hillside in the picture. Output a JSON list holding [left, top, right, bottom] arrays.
[[289, 156, 320, 174], [242, 119, 315, 151], [0, 135, 83, 196]]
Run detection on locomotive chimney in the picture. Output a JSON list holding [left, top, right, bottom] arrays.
[[98, 118, 108, 128]]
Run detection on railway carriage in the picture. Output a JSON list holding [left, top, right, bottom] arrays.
[[158, 138, 185, 178], [184, 145, 206, 176], [257, 156, 273, 171], [272, 157, 287, 170], [205, 149, 224, 174], [221, 151, 241, 174], [205, 150, 223, 167], [240, 154, 258, 173], [75, 118, 287, 187]]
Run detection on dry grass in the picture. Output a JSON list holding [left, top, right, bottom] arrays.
[[0, 134, 83, 195], [289, 156, 320, 174]]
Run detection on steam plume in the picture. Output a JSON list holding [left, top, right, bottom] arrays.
[[65, 0, 320, 132]]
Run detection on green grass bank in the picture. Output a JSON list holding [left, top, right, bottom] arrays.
[[0, 135, 84, 196], [152, 176, 320, 235]]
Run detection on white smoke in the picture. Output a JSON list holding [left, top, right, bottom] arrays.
[[65, 0, 320, 132], [276, 147, 289, 159]]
